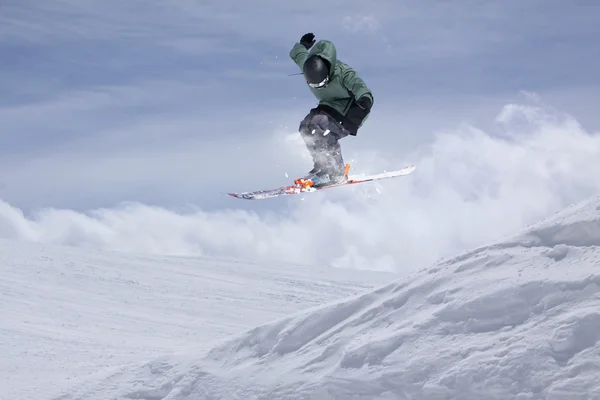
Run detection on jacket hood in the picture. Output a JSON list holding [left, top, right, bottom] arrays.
[[308, 40, 337, 77]]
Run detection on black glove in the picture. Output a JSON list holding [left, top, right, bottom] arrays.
[[300, 33, 316, 49], [357, 96, 372, 113], [343, 96, 373, 135]]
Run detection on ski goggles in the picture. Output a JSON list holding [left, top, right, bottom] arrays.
[[308, 76, 329, 89]]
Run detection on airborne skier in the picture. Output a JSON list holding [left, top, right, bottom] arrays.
[[290, 32, 374, 186], [227, 33, 415, 200]]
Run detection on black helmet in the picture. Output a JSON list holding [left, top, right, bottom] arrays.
[[303, 55, 330, 88]]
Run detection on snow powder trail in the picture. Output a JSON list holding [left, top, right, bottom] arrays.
[[52, 195, 600, 400]]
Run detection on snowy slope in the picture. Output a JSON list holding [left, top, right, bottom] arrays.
[[57, 195, 600, 400], [0, 240, 396, 400]]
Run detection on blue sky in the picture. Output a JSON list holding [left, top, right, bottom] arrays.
[[1, 0, 600, 271]]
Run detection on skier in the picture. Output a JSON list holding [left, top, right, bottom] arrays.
[[290, 32, 374, 186]]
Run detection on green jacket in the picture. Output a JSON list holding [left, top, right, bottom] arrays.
[[290, 40, 373, 134]]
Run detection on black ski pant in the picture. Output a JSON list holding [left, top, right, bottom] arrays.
[[298, 108, 351, 175]]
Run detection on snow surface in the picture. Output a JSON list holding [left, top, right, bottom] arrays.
[[51, 195, 600, 400], [0, 240, 395, 400]]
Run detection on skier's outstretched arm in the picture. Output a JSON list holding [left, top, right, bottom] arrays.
[[290, 43, 309, 69], [290, 33, 316, 70]]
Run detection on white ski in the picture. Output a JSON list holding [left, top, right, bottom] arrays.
[[227, 165, 416, 200]]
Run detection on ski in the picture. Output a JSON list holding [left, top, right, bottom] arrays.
[[227, 164, 416, 200]]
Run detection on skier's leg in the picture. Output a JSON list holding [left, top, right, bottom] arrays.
[[309, 112, 349, 181], [298, 109, 352, 184], [298, 109, 322, 175], [308, 113, 349, 184]]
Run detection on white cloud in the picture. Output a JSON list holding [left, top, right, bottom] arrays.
[[1, 100, 599, 273], [2, 0, 599, 275]]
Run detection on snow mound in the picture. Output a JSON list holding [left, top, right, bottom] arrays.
[[508, 195, 600, 248], [1, 239, 394, 400], [56, 197, 600, 400]]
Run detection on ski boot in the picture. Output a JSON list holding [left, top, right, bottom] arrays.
[[295, 164, 350, 188], [294, 162, 324, 189]]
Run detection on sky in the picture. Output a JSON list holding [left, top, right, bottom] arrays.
[[1, 0, 600, 273]]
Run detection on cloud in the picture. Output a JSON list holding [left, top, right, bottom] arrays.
[[1, 100, 599, 273], [1, 0, 599, 273]]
